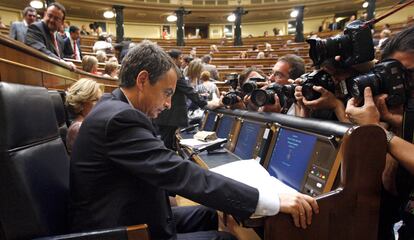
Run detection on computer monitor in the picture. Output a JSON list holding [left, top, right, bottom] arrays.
[[216, 115, 234, 139], [266, 127, 338, 196], [233, 121, 262, 159], [202, 112, 217, 131]]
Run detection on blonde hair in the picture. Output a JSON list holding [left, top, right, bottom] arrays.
[[186, 59, 203, 84], [104, 62, 119, 77], [200, 71, 211, 82], [65, 78, 102, 115], [82, 55, 98, 73], [95, 50, 107, 63]]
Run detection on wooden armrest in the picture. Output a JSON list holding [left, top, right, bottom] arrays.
[[33, 224, 149, 240]]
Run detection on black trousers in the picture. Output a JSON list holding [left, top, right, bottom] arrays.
[[173, 206, 237, 240], [158, 125, 178, 150]]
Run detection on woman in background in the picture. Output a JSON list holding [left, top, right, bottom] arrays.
[[65, 78, 102, 153]]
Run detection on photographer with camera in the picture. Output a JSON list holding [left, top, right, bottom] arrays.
[[346, 26, 414, 240], [294, 19, 377, 122], [251, 54, 306, 114], [221, 67, 268, 111]]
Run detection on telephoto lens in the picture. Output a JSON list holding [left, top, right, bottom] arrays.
[[251, 83, 286, 107], [222, 91, 241, 106]]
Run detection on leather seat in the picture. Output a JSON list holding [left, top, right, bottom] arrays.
[[0, 83, 149, 240], [48, 90, 69, 147]]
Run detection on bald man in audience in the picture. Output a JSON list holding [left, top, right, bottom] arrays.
[[9, 7, 37, 42], [25, 2, 75, 69]]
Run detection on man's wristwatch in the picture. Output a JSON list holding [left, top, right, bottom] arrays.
[[385, 130, 395, 145]]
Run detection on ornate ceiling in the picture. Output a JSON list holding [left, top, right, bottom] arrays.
[[0, 0, 395, 24]]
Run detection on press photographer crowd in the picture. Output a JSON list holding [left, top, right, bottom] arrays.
[[169, 19, 414, 239]]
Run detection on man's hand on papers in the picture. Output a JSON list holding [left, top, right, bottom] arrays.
[[279, 192, 319, 229]]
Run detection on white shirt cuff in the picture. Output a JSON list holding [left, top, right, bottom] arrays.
[[253, 179, 280, 216]]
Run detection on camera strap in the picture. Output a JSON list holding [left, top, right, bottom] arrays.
[[403, 98, 414, 143]]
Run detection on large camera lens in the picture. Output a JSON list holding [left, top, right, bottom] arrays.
[[251, 89, 272, 107], [222, 92, 239, 105], [307, 35, 351, 66], [242, 81, 257, 94], [348, 73, 380, 99]]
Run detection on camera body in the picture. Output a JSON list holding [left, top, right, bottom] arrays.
[[307, 20, 374, 66], [222, 90, 243, 106], [241, 77, 267, 94], [251, 83, 287, 107], [348, 59, 411, 106], [301, 70, 336, 101], [224, 73, 239, 90], [282, 84, 298, 100]]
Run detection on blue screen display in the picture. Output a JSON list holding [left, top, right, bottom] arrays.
[[216, 116, 234, 138], [234, 121, 261, 159], [267, 128, 317, 191], [203, 112, 217, 131]]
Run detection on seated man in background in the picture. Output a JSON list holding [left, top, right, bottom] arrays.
[[9, 6, 37, 42], [201, 54, 219, 81], [69, 41, 319, 240], [25, 2, 75, 69]]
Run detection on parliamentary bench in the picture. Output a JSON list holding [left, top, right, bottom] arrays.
[[177, 109, 386, 239], [0, 34, 119, 93]]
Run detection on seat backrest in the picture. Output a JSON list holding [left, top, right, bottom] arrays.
[[48, 90, 69, 147], [0, 83, 70, 239]]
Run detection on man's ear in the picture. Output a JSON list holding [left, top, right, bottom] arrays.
[[135, 70, 149, 92]]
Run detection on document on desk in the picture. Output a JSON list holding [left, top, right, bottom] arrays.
[[210, 159, 297, 194], [180, 138, 226, 149]]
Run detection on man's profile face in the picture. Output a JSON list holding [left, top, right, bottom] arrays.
[[270, 61, 290, 85], [25, 11, 37, 25], [138, 68, 177, 118], [43, 6, 64, 32]]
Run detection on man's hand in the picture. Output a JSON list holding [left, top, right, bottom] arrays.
[[294, 85, 311, 117], [302, 86, 340, 110], [374, 94, 403, 130], [345, 87, 380, 125], [279, 192, 319, 229]]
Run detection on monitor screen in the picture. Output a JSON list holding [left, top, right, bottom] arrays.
[[267, 128, 317, 191], [203, 112, 217, 131], [234, 121, 261, 159], [216, 115, 234, 138]]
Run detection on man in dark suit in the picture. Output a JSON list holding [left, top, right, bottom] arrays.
[[9, 6, 37, 42], [63, 25, 82, 60], [25, 2, 65, 60], [155, 49, 211, 150], [69, 40, 318, 240]]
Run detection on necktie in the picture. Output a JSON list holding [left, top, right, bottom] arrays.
[[73, 40, 79, 60], [51, 33, 60, 58]]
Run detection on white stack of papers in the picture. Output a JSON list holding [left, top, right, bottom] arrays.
[[210, 159, 297, 194], [179, 138, 227, 149]]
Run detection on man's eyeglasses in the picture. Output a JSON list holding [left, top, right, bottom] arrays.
[[47, 13, 63, 22], [271, 71, 288, 80]]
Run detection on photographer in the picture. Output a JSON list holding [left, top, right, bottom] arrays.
[[221, 67, 268, 111], [259, 54, 305, 114], [346, 26, 414, 240]]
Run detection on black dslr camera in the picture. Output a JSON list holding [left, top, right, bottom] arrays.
[[307, 20, 375, 66], [347, 59, 413, 107], [301, 70, 335, 101], [224, 73, 239, 90], [251, 83, 287, 107], [281, 84, 298, 100], [222, 91, 243, 106], [241, 77, 267, 94]]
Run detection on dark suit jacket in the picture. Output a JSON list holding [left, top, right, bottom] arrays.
[[9, 21, 28, 42], [69, 88, 259, 240], [155, 76, 207, 127], [25, 21, 63, 59], [63, 37, 82, 59]]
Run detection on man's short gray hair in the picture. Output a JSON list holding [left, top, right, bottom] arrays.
[[23, 7, 36, 16], [119, 40, 178, 87]]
